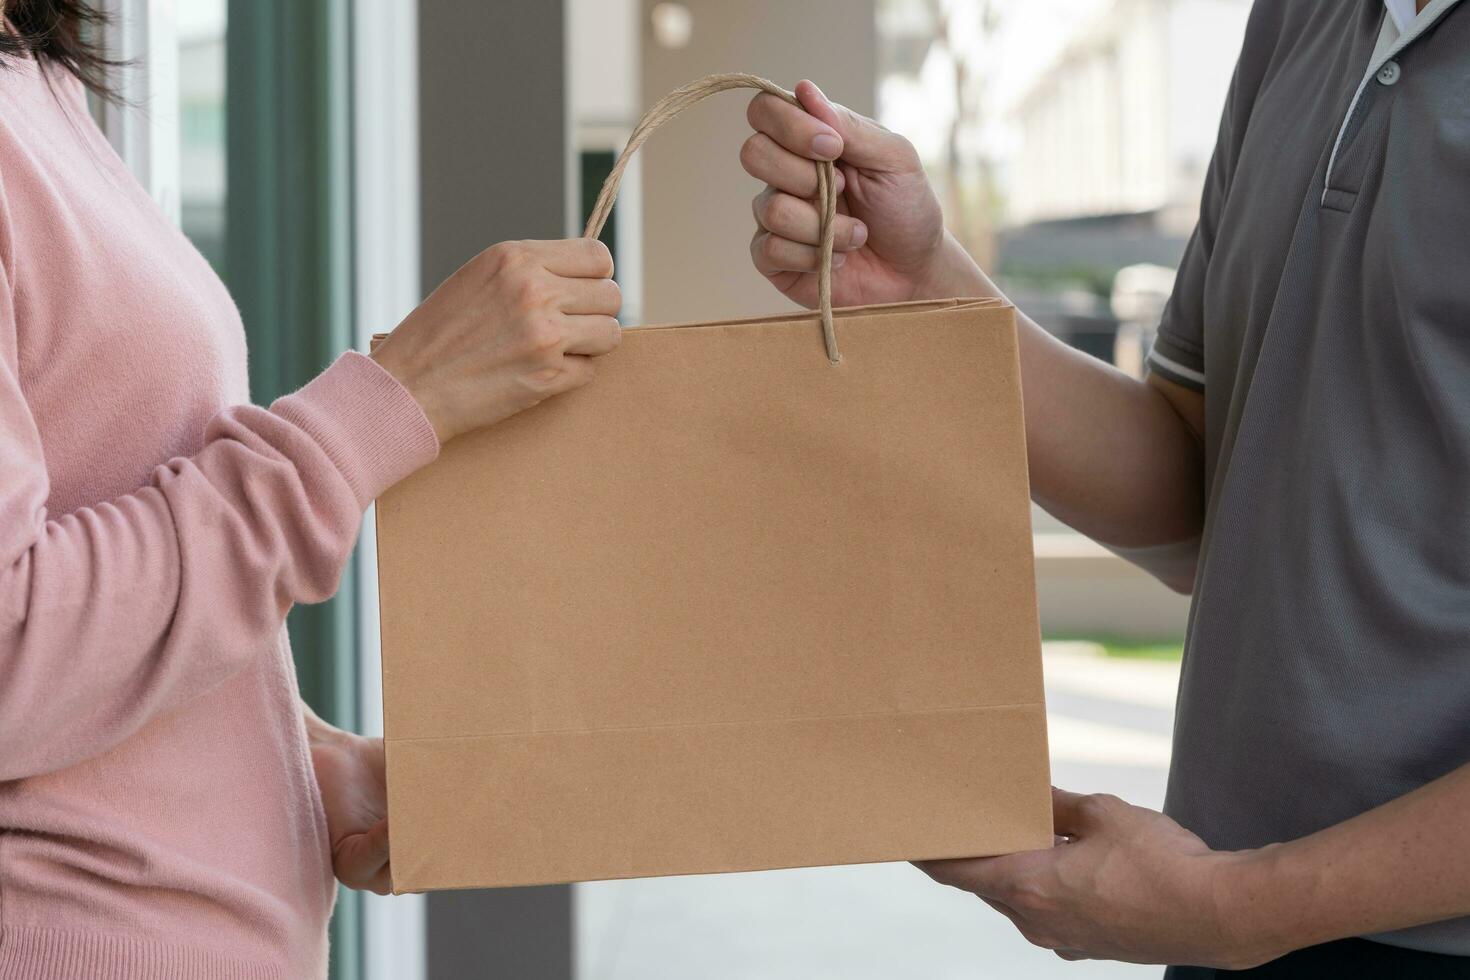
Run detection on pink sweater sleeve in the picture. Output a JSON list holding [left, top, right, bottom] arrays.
[[0, 269, 439, 779]]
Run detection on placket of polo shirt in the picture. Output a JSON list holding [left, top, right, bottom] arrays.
[[1320, 0, 1465, 207], [1320, 63, 1397, 213]]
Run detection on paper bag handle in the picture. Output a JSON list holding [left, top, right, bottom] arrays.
[[583, 73, 841, 363]]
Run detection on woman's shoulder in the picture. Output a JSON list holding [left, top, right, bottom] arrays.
[[0, 62, 77, 170]]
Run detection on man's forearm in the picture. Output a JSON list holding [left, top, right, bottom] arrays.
[[919, 234, 1206, 584], [1231, 762, 1470, 960]]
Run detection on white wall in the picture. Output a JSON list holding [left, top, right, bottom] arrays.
[[568, 0, 644, 321], [353, 1, 426, 976], [570, 0, 640, 126]]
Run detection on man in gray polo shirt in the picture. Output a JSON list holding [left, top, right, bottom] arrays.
[[739, 0, 1470, 974]]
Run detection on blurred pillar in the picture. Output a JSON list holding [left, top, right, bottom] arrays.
[[416, 1, 573, 978], [419, 0, 571, 279]]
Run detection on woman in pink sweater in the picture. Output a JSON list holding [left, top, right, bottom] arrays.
[[0, 6, 622, 977]]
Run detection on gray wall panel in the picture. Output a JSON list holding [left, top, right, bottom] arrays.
[[417, 1, 572, 975], [419, 0, 568, 287]]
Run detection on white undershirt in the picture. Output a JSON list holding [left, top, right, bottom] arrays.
[[1383, 0, 1426, 31]]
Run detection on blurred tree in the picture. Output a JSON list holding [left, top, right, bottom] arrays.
[[878, 0, 1001, 267], [925, 0, 999, 267]]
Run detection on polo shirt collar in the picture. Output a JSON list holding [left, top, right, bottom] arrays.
[[1383, 0, 1421, 32]]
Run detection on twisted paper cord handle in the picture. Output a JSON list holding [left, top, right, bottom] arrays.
[[583, 73, 841, 363]]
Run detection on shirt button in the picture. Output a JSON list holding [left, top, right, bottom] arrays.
[[1377, 60, 1401, 85]]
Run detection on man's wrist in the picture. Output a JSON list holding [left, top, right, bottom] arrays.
[[1209, 844, 1319, 969], [911, 231, 1004, 302]]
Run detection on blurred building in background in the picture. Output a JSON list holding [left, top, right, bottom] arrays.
[[876, 0, 1246, 373], [999, 0, 1247, 370], [1008, 0, 1248, 231]]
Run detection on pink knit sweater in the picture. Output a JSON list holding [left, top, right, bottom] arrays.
[[0, 56, 439, 978]]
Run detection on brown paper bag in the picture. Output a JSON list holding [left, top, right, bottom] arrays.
[[375, 74, 1051, 893]]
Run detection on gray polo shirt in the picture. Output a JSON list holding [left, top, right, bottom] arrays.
[[1146, 0, 1470, 956]]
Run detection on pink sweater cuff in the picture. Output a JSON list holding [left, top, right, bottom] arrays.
[[272, 351, 440, 506]]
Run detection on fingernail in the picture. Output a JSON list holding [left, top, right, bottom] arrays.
[[850, 222, 868, 248], [811, 133, 842, 159], [809, 81, 832, 107], [831, 252, 847, 268]]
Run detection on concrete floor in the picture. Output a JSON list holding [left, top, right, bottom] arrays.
[[575, 644, 1180, 980]]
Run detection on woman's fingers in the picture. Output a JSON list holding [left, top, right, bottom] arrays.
[[552, 354, 597, 395], [559, 275, 623, 316], [560, 315, 622, 357], [366, 867, 392, 896], [334, 820, 391, 893], [739, 131, 846, 199], [750, 230, 847, 277], [529, 237, 615, 278], [752, 187, 867, 251]]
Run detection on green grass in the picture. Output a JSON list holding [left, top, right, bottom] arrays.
[[1100, 640, 1183, 661], [1045, 637, 1185, 661]]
